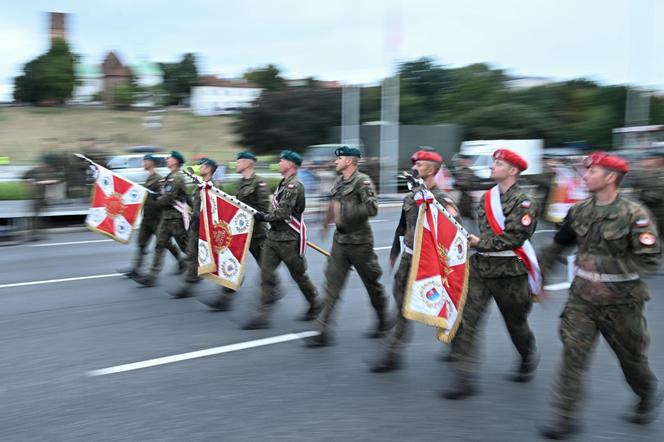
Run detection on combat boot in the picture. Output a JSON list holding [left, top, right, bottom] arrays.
[[624, 388, 663, 424], [441, 370, 478, 400], [539, 415, 579, 440], [134, 274, 156, 287], [199, 295, 233, 312], [369, 351, 402, 373], [242, 316, 270, 330], [296, 303, 322, 322], [365, 314, 394, 339], [121, 268, 139, 279], [506, 350, 540, 383], [304, 331, 333, 348], [168, 285, 193, 299]]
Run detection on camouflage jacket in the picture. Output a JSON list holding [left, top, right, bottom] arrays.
[[265, 173, 305, 241], [473, 183, 539, 278], [390, 186, 460, 263], [157, 169, 189, 220], [234, 173, 271, 239], [633, 168, 664, 233], [539, 195, 661, 305], [142, 172, 165, 222], [331, 170, 378, 245]]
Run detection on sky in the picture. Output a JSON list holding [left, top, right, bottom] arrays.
[[0, 0, 662, 101]]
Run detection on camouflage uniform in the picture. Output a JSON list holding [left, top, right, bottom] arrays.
[[182, 178, 219, 284], [538, 195, 661, 420], [388, 187, 460, 352], [22, 165, 54, 239], [256, 174, 319, 317], [317, 171, 388, 336], [453, 166, 479, 220], [633, 168, 664, 236], [450, 183, 539, 375], [147, 169, 190, 279], [132, 172, 182, 273]]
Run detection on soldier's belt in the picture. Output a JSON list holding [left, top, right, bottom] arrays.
[[575, 268, 639, 283], [477, 250, 517, 257]]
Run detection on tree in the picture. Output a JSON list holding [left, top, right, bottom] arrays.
[[237, 88, 341, 154], [160, 53, 198, 105], [243, 64, 286, 91], [13, 38, 76, 104], [112, 84, 135, 109], [398, 57, 455, 124]]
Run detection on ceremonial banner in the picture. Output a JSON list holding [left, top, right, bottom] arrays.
[[197, 184, 254, 290], [85, 165, 147, 244], [403, 191, 470, 343], [545, 165, 588, 223]]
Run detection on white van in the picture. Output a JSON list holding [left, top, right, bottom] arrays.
[[456, 139, 543, 179]]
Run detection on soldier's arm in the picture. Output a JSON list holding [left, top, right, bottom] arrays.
[[629, 208, 661, 275], [255, 180, 272, 213], [475, 197, 539, 252], [156, 176, 185, 206], [263, 186, 297, 222], [342, 179, 379, 223], [538, 213, 577, 277], [390, 208, 407, 264]]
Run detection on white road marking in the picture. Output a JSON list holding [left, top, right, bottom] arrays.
[[543, 282, 571, 291], [0, 273, 122, 289], [373, 246, 391, 251], [369, 219, 387, 223], [29, 239, 114, 247], [86, 331, 320, 376]]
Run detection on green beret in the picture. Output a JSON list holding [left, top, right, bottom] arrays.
[[198, 157, 218, 169], [143, 154, 157, 162], [280, 150, 302, 166], [334, 145, 361, 158], [169, 150, 185, 165], [237, 151, 257, 161]]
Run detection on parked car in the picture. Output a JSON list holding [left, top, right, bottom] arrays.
[[106, 154, 170, 183]]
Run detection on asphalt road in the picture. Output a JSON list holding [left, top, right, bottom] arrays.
[[0, 208, 662, 441]]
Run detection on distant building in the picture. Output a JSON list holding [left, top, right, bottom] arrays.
[[49, 12, 67, 45], [71, 63, 104, 103], [190, 76, 262, 116]]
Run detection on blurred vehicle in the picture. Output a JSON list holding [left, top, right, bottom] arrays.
[[613, 124, 664, 150], [106, 154, 169, 183], [454, 139, 544, 180]]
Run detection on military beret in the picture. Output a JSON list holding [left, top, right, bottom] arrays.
[[583, 151, 629, 173], [280, 150, 302, 166], [411, 149, 442, 164], [143, 154, 157, 162], [198, 157, 218, 169], [335, 145, 362, 158], [493, 149, 528, 171], [169, 150, 185, 165], [237, 151, 257, 161]]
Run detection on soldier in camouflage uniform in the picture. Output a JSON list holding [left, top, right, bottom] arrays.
[[633, 150, 664, 236], [304, 146, 389, 348], [169, 157, 220, 299], [123, 154, 184, 279], [538, 152, 662, 440], [199, 151, 278, 310], [242, 150, 320, 330], [443, 149, 540, 400], [22, 159, 58, 241], [134, 151, 190, 287], [453, 154, 480, 220], [368, 149, 461, 371]]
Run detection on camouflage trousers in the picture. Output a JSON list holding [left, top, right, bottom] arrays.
[[182, 216, 200, 283], [149, 217, 189, 278], [450, 270, 536, 374], [220, 235, 279, 295], [385, 253, 412, 352], [257, 238, 318, 318], [317, 241, 388, 334], [133, 218, 182, 272], [553, 293, 657, 418]]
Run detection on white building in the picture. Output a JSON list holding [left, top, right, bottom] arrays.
[[191, 76, 262, 116]]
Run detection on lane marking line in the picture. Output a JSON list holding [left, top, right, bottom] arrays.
[[373, 246, 391, 251], [0, 273, 122, 289], [29, 239, 114, 247], [86, 331, 320, 376]]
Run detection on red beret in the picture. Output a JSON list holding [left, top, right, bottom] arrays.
[[411, 150, 442, 164], [493, 149, 528, 171], [583, 151, 629, 173]]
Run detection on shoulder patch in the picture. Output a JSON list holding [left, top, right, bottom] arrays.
[[363, 180, 371, 185], [259, 182, 268, 187], [639, 232, 657, 246], [521, 214, 532, 226], [287, 183, 295, 189], [636, 218, 650, 228], [521, 200, 532, 209]]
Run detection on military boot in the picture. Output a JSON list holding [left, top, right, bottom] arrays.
[[304, 331, 334, 348], [134, 274, 156, 288], [506, 350, 540, 383], [539, 415, 579, 440], [365, 313, 394, 339], [242, 316, 270, 330], [441, 370, 478, 400], [369, 350, 402, 373], [296, 302, 322, 322], [168, 284, 194, 299], [199, 295, 233, 312], [624, 388, 663, 425]]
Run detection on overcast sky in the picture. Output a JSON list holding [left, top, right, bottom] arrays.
[[1, 0, 662, 100]]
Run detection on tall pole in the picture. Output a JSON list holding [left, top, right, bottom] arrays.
[[379, 76, 399, 196], [341, 85, 360, 146]]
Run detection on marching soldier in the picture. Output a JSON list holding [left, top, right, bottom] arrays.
[[633, 150, 664, 236], [443, 149, 540, 399], [538, 152, 662, 439], [123, 154, 184, 279], [242, 150, 320, 329], [199, 151, 278, 310], [22, 157, 58, 241], [369, 149, 460, 371], [134, 151, 190, 287], [170, 157, 219, 299], [305, 146, 390, 348]]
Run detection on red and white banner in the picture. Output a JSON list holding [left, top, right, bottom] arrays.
[[403, 190, 470, 343], [545, 165, 588, 223], [85, 165, 147, 243], [271, 197, 307, 256], [485, 186, 543, 297], [197, 184, 254, 290]]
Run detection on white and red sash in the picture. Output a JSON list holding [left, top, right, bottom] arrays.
[[271, 193, 307, 256], [484, 186, 542, 296]]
